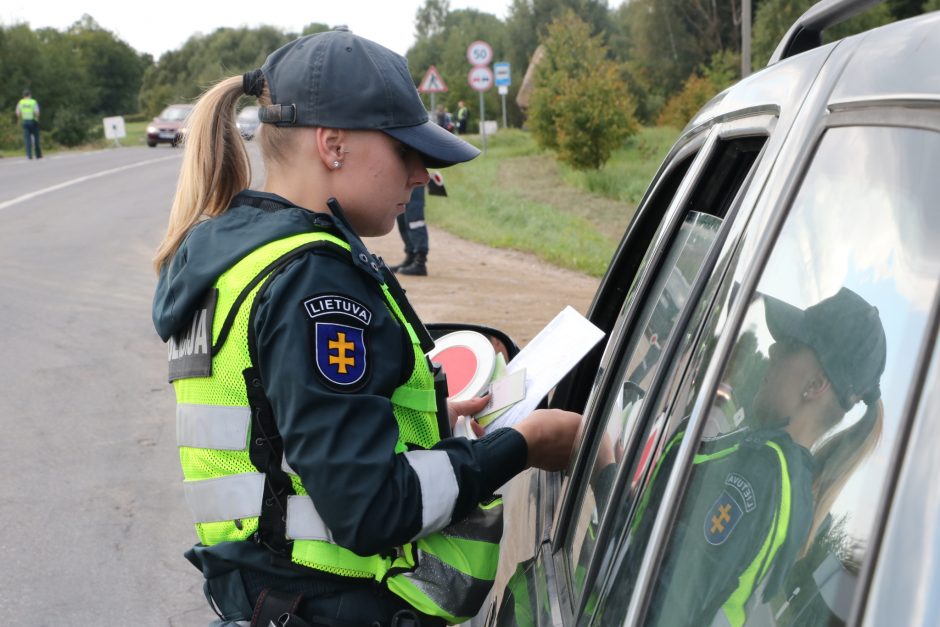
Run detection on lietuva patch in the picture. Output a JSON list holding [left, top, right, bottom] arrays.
[[303, 294, 372, 325], [303, 294, 372, 389], [704, 490, 744, 546], [315, 323, 367, 386], [168, 289, 218, 382], [724, 472, 757, 512]]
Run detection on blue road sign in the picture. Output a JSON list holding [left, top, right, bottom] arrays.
[[494, 62, 511, 87]]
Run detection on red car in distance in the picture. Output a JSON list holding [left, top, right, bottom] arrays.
[[146, 104, 193, 147]]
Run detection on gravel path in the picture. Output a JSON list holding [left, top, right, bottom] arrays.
[[366, 224, 601, 346]]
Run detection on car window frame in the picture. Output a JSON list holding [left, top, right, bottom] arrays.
[[545, 113, 779, 624], [624, 106, 940, 627], [551, 129, 717, 549]]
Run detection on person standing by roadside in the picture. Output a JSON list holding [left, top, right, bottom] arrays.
[[456, 101, 469, 135], [390, 185, 431, 276], [16, 90, 42, 160]]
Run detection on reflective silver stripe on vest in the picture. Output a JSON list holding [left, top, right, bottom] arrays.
[[404, 450, 458, 539], [282, 454, 297, 476], [177, 404, 251, 450], [183, 473, 265, 523], [404, 549, 491, 618], [285, 495, 335, 541]]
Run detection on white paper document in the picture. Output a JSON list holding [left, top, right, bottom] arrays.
[[478, 306, 605, 433]]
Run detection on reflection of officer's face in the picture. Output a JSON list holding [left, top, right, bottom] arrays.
[[332, 131, 430, 237], [752, 339, 823, 427]]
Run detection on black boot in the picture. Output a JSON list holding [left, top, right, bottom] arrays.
[[397, 253, 428, 276], [390, 251, 415, 273]]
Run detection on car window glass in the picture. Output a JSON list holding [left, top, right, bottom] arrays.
[[563, 136, 766, 610], [641, 125, 940, 627], [564, 211, 721, 596]]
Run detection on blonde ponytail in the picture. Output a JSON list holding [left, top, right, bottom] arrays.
[[802, 399, 884, 553], [153, 76, 251, 273]]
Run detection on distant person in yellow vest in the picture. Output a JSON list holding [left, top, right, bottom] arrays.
[[456, 101, 469, 135], [15, 90, 42, 160]]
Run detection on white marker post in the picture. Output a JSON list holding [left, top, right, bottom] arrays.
[[467, 41, 494, 154], [102, 116, 126, 148]]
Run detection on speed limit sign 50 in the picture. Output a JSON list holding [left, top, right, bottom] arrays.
[[467, 40, 493, 67]]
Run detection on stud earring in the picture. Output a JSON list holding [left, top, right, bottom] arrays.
[[332, 160, 342, 169]]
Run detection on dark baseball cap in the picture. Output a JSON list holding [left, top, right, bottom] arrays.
[[764, 287, 887, 410], [258, 27, 479, 168]]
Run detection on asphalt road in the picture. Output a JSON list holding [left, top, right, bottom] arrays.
[[0, 146, 221, 625]]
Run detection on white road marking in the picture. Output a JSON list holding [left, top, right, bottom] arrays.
[[0, 154, 180, 211]]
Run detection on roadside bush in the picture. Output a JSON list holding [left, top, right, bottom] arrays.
[[657, 51, 740, 128], [51, 109, 95, 147], [657, 75, 718, 129], [0, 116, 23, 150]]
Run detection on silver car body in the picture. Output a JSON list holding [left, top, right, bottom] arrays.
[[487, 6, 940, 627]]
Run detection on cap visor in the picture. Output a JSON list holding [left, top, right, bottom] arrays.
[[385, 121, 480, 168], [763, 294, 809, 344]]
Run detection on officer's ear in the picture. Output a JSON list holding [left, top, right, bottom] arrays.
[[314, 127, 348, 171], [802, 375, 832, 403]]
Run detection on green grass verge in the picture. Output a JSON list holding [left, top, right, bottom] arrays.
[[558, 126, 679, 205], [425, 127, 676, 277]]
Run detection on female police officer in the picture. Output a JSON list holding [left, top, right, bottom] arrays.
[[152, 28, 580, 627]]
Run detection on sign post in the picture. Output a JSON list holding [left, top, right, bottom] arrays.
[[418, 65, 448, 120], [493, 62, 511, 131], [467, 40, 493, 154]]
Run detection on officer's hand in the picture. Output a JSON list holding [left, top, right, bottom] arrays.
[[448, 395, 489, 436], [513, 409, 582, 471]]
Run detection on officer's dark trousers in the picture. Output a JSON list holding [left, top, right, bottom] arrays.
[[22, 120, 41, 159], [396, 203, 429, 255]]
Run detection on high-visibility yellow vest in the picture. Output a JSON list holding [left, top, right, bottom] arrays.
[[17, 98, 38, 121], [168, 230, 502, 623]]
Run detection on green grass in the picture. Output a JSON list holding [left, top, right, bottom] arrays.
[[425, 127, 677, 277], [558, 126, 679, 205], [114, 120, 149, 147]]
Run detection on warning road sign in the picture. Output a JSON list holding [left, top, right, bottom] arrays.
[[418, 66, 448, 93]]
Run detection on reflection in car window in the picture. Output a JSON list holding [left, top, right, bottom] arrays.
[[636, 125, 940, 627], [564, 211, 722, 604]]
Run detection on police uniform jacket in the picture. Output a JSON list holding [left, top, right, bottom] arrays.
[[152, 190, 527, 585], [649, 426, 814, 627]]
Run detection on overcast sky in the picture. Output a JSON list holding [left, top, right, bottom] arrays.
[[1, 0, 515, 59]]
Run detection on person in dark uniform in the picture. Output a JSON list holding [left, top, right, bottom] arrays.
[[151, 28, 581, 627], [390, 185, 430, 276], [645, 287, 886, 627]]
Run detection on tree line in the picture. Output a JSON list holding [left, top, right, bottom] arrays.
[[409, 0, 936, 169], [0, 16, 149, 147], [0, 16, 328, 149], [2, 0, 937, 158]]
